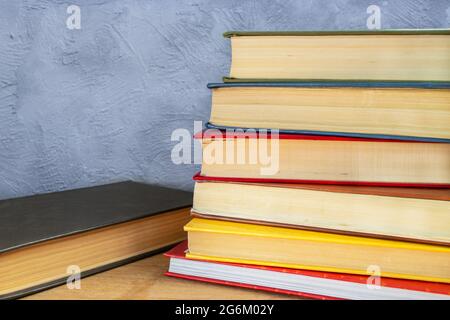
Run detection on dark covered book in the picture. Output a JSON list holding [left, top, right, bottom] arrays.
[[0, 181, 192, 299]]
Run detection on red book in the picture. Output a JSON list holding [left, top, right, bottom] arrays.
[[196, 130, 450, 188], [165, 242, 450, 300]]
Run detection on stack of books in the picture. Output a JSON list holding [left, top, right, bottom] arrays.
[[166, 30, 450, 299]]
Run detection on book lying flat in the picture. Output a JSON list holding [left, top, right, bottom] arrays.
[[192, 176, 450, 246], [185, 218, 450, 283], [166, 242, 450, 300], [197, 131, 450, 187], [0, 181, 192, 299], [207, 82, 450, 142], [223, 30, 450, 82]]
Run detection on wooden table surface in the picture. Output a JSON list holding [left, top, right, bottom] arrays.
[[23, 253, 297, 300]]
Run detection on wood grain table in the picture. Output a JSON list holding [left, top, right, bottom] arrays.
[[23, 253, 298, 300]]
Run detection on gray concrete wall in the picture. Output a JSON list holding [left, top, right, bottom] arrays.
[[0, 0, 448, 199]]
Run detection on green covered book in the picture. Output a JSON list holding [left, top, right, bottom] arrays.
[[223, 29, 450, 82]]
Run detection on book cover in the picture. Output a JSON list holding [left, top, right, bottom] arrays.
[[192, 175, 450, 245], [195, 130, 450, 187], [166, 242, 450, 300], [208, 81, 450, 89], [205, 122, 450, 143], [223, 29, 450, 38], [185, 218, 450, 283]]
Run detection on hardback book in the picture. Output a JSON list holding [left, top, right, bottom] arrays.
[[207, 82, 450, 142], [223, 30, 450, 82], [0, 181, 192, 299], [197, 131, 450, 187], [166, 242, 450, 300], [185, 218, 450, 283], [192, 176, 450, 246]]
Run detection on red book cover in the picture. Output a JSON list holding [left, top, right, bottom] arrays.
[[165, 242, 450, 300], [193, 172, 450, 188], [195, 130, 431, 142], [194, 130, 450, 188]]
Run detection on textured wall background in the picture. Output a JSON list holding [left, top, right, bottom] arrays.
[[0, 0, 449, 199]]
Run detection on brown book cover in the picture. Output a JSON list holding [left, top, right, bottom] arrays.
[[192, 176, 450, 246]]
